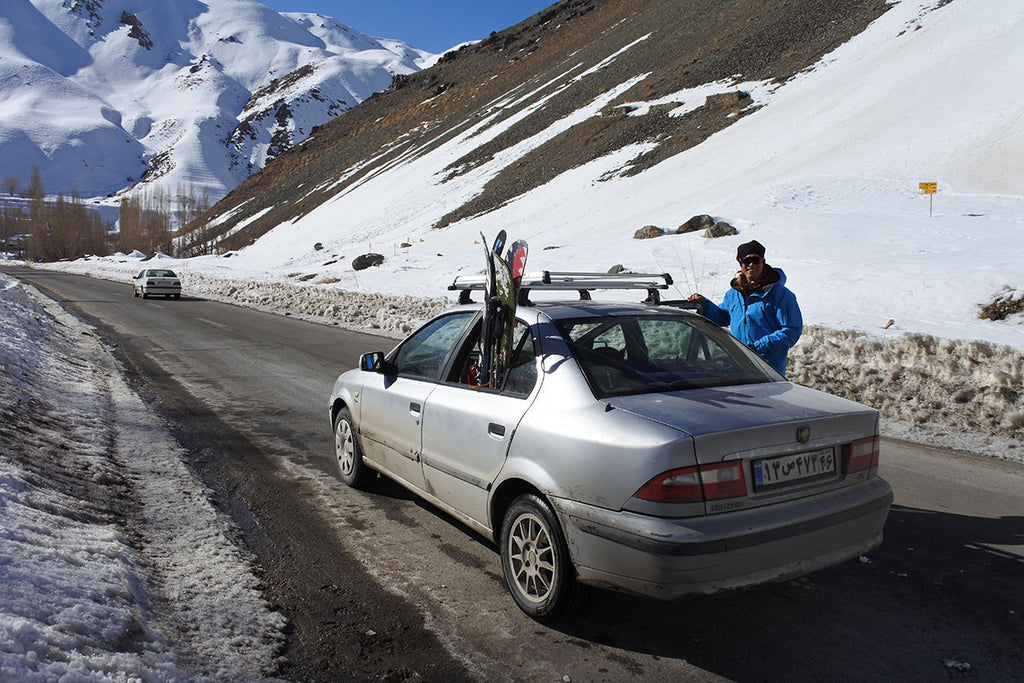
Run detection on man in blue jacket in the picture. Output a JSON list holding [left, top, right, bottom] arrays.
[[689, 240, 802, 376]]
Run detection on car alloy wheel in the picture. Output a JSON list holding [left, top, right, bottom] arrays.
[[500, 493, 585, 621], [334, 407, 373, 488]]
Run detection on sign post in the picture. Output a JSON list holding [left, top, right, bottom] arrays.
[[919, 182, 937, 217]]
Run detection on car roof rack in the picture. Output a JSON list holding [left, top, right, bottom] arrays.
[[449, 270, 674, 305]]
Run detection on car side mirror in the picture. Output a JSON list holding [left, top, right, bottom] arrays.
[[360, 351, 386, 373]]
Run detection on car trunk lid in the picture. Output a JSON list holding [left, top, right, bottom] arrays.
[[604, 382, 877, 464]]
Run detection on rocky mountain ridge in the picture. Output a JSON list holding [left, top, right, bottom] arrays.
[[187, 0, 890, 250]]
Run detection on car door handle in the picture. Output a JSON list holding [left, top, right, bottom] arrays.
[[409, 402, 422, 417], [488, 423, 506, 439]]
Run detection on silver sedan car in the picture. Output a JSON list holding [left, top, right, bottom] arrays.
[[132, 268, 181, 299], [328, 283, 892, 621]]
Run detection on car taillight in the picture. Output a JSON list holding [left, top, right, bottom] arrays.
[[842, 436, 879, 474], [635, 461, 747, 504]]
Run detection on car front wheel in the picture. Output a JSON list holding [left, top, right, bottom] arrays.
[[500, 493, 586, 621], [334, 407, 374, 488]]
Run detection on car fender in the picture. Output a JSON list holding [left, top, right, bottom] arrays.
[[329, 369, 367, 426]]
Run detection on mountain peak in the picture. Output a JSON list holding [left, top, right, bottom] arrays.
[[0, 0, 435, 202]]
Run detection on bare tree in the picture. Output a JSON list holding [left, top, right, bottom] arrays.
[[27, 166, 49, 261]]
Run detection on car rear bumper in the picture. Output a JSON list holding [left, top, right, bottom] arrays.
[[143, 286, 181, 295], [551, 477, 893, 600]]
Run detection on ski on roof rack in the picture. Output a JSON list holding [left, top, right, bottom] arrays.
[[449, 270, 673, 304]]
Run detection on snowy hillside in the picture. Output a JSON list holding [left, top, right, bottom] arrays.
[[0, 0, 433, 202]]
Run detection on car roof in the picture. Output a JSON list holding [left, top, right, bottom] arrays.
[[529, 299, 696, 320], [446, 298, 699, 323]]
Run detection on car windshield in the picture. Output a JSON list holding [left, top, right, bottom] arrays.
[[556, 313, 778, 398]]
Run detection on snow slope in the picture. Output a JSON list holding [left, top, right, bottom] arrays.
[[0, 0, 434, 201]]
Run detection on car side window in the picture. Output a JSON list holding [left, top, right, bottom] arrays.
[[448, 319, 537, 397], [502, 321, 538, 397], [393, 312, 474, 382]]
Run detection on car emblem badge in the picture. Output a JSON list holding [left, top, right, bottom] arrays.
[[797, 426, 811, 444]]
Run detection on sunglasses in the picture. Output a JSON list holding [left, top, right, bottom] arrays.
[[740, 256, 764, 267]]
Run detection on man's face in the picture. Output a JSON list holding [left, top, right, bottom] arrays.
[[740, 255, 764, 281]]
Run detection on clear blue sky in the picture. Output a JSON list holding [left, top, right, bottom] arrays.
[[262, 1, 556, 53]]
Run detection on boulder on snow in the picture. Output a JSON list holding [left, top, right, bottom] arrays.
[[704, 221, 737, 238], [633, 225, 664, 240], [677, 214, 715, 234], [352, 253, 385, 271]]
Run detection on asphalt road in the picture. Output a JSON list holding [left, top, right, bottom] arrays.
[[9, 267, 1024, 682]]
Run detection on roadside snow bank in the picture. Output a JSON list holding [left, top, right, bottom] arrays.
[[185, 272, 448, 338], [0, 272, 286, 680], [790, 327, 1023, 461]]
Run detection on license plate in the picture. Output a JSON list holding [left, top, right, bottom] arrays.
[[753, 447, 836, 490]]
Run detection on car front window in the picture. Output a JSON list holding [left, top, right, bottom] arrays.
[[392, 312, 475, 382], [556, 314, 777, 398]]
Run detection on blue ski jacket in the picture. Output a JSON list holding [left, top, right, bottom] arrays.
[[700, 266, 802, 376]]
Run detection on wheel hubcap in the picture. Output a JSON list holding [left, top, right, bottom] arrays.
[[508, 512, 555, 603], [335, 420, 354, 476]]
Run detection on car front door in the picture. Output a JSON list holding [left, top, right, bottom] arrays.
[[357, 312, 475, 493], [420, 320, 539, 527]]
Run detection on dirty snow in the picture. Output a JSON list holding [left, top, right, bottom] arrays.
[[0, 272, 286, 680]]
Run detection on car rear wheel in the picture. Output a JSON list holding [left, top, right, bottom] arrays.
[[334, 407, 374, 488], [500, 494, 586, 621]]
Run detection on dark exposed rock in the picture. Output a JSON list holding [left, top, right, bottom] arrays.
[[678, 214, 715, 233], [352, 253, 385, 271]]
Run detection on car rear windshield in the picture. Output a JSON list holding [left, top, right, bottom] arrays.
[[555, 313, 778, 398]]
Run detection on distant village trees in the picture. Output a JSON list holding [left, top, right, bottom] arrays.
[[1, 165, 214, 261], [0, 165, 113, 261]]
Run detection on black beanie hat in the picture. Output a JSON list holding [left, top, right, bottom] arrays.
[[736, 240, 765, 262]]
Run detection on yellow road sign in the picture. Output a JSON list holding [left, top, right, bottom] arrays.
[[919, 182, 937, 194]]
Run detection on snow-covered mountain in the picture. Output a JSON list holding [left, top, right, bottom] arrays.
[[0, 0, 434, 202]]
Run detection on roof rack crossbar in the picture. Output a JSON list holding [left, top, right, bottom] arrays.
[[448, 270, 673, 293]]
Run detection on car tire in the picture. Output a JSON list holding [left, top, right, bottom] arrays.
[[141, 291, 149, 299], [334, 407, 374, 488], [500, 493, 587, 621], [133, 288, 139, 298]]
